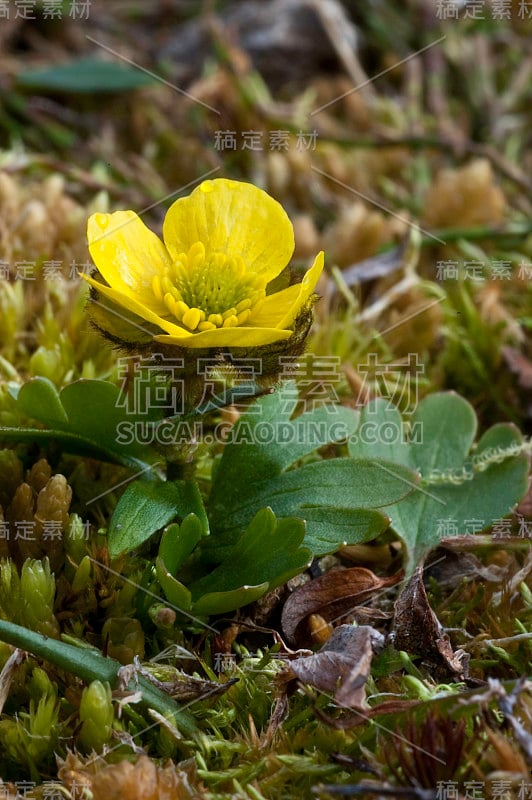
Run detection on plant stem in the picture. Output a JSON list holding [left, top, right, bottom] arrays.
[[0, 619, 199, 736]]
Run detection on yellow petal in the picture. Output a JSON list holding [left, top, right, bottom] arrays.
[[248, 284, 301, 328], [81, 274, 192, 338], [154, 326, 293, 349], [162, 179, 294, 284], [251, 251, 325, 329], [87, 211, 172, 315]]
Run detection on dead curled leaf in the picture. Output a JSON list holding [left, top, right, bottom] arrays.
[[424, 547, 507, 589], [392, 565, 469, 680], [281, 566, 401, 647], [118, 657, 235, 703], [278, 624, 384, 710], [0, 648, 26, 715]]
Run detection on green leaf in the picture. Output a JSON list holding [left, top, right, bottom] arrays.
[[3, 377, 161, 470], [108, 480, 208, 558], [155, 558, 192, 612], [192, 585, 269, 617], [300, 507, 390, 554], [17, 57, 157, 93], [0, 426, 154, 473], [159, 514, 205, 575], [349, 394, 530, 575], [17, 377, 68, 428], [208, 382, 414, 556], [210, 383, 360, 498], [188, 509, 312, 615], [61, 381, 140, 447], [192, 508, 310, 595], [155, 509, 309, 617], [209, 456, 417, 557]]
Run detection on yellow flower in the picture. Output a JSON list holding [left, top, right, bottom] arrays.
[[84, 178, 324, 349]]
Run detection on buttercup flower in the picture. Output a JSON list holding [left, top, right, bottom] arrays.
[[84, 178, 324, 350]]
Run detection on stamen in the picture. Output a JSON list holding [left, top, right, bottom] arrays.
[[237, 309, 251, 325], [164, 293, 176, 316], [236, 298, 252, 313], [182, 307, 202, 331], [153, 243, 267, 332], [174, 300, 189, 320]]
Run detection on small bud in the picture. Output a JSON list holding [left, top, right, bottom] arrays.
[[71, 555, 92, 593], [7, 483, 34, 524], [26, 691, 60, 763], [79, 680, 114, 752], [64, 513, 89, 566], [0, 172, 20, 211], [148, 603, 177, 629], [0, 560, 20, 615], [28, 666, 56, 704], [19, 558, 60, 639], [43, 173, 65, 204], [15, 200, 48, 235], [0, 450, 23, 510], [35, 474, 72, 533], [27, 459, 52, 494], [293, 214, 322, 261], [0, 666, 59, 766]]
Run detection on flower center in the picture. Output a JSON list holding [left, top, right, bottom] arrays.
[[152, 241, 265, 332]]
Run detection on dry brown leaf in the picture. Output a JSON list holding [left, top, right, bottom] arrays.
[[281, 566, 401, 647], [425, 548, 506, 589], [393, 565, 468, 680], [57, 751, 96, 793], [161, 0, 360, 92], [118, 659, 235, 703], [279, 624, 383, 710], [0, 648, 26, 715]]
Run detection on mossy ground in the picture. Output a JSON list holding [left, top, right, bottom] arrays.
[[0, 2, 531, 798]]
